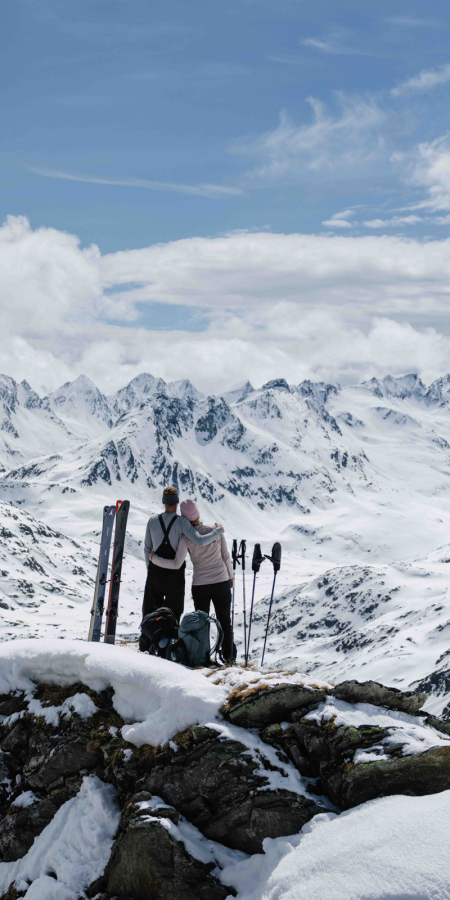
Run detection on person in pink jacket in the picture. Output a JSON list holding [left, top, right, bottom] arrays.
[[149, 499, 236, 662]]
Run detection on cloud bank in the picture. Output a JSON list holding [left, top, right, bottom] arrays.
[[3, 215, 450, 395]]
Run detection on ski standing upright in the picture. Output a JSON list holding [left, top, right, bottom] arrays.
[[231, 539, 238, 664], [104, 500, 131, 645], [240, 539, 247, 664], [261, 542, 282, 667], [246, 542, 265, 665], [88, 504, 116, 642]]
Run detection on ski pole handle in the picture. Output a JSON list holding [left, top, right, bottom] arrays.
[[252, 543, 265, 573], [232, 539, 238, 571], [264, 542, 282, 573], [240, 539, 246, 570]]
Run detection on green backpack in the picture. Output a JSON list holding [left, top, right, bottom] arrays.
[[178, 611, 223, 667]]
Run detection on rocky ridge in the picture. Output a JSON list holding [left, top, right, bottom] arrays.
[[1, 671, 450, 899]]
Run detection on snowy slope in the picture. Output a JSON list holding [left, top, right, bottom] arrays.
[[224, 792, 450, 900], [2, 370, 450, 709], [0, 500, 143, 643], [240, 551, 450, 715]]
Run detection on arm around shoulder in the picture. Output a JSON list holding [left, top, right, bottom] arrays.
[[150, 537, 188, 570], [182, 519, 222, 546]]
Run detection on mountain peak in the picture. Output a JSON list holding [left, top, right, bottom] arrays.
[[46, 375, 112, 429], [50, 374, 101, 398], [221, 381, 254, 405], [261, 378, 291, 393], [166, 379, 203, 401]]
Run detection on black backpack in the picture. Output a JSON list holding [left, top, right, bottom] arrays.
[[140, 607, 187, 664]]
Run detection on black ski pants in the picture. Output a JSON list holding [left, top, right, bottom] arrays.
[[142, 562, 185, 622], [192, 579, 235, 662]]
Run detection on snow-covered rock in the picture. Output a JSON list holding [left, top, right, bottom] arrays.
[[1, 645, 450, 899]]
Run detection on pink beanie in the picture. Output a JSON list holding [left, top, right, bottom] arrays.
[[180, 499, 200, 521]]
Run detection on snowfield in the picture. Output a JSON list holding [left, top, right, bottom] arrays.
[[223, 791, 450, 900], [0, 638, 227, 747]]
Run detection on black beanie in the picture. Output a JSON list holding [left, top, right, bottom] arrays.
[[162, 488, 179, 505]]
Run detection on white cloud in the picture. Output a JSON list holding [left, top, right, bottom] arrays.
[[4, 216, 450, 395], [363, 215, 422, 228], [387, 17, 440, 27], [301, 30, 366, 56], [100, 229, 450, 316], [392, 63, 450, 97], [322, 209, 355, 229], [0, 215, 101, 338], [27, 166, 244, 200], [302, 37, 338, 53], [401, 135, 450, 212], [233, 93, 386, 176], [11, 311, 450, 398]]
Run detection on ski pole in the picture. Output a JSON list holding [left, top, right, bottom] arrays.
[[240, 540, 247, 664], [261, 542, 282, 667], [231, 539, 238, 665], [246, 543, 265, 665]]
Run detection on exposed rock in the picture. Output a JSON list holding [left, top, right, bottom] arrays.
[[0, 694, 26, 717], [222, 683, 327, 728], [24, 729, 101, 790], [331, 680, 427, 714], [324, 746, 450, 810], [0, 684, 113, 861], [0, 885, 27, 900], [1, 720, 30, 763], [0, 796, 59, 861], [143, 724, 324, 853], [106, 794, 232, 900], [2, 674, 450, 900], [260, 704, 450, 812], [423, 714, 450, 737], [262, 718, 389, 781]]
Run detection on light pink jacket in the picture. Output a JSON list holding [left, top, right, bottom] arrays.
[[150, 522, 233, 586]]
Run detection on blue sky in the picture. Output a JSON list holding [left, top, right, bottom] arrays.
[[3, 1, 450, 393], [3, 0, 450, 251]]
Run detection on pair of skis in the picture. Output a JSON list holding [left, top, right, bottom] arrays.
[[88, 500, 130, 644], [231, 539, 282, 667]]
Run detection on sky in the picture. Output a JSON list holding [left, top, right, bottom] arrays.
[[3, 0, 450, 394]]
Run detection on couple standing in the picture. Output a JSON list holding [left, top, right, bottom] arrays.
[[141, 486, 235, 661]]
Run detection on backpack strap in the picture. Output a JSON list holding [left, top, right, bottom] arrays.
[[207, 616, 224, 661], [158, 513, 178, 541]]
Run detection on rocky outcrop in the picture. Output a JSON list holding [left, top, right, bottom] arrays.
[[105, 794, 233, 900], [323, 746, 450, 809], [221, 678, 427, 729], [331, 680, 427, 715], [143, 725, 323, 853], [223, 682, 327, 728], [0, 675, 449, 899]]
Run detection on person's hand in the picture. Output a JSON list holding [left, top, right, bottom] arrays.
[[215, 522, 224, 531], [149, 551, 154, 560], [230, 578, 233, 588]]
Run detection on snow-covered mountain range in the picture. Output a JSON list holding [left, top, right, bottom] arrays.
[[2, 369, 450, 711]]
